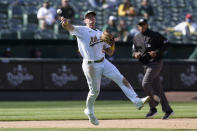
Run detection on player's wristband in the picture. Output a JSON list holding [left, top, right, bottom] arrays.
[[63, 20, 69, 26], [110, 43, 115, 51]]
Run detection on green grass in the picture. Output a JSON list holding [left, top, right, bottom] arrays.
[[0, 101, 196, 130], [0, 101, 196, 121]]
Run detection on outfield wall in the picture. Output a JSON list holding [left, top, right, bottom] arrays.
[[0, 58, 197, 92], [0, 40, 196, 59]]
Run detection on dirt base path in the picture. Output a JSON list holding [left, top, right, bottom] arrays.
[[0, 119, 196, 129]]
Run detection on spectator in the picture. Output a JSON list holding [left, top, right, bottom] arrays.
[[117, 19, 130, 42], [166, 13, 197, 36], [102, 16, 120, 60], [59, 0, 75, 22], [118, 0, 136, 17], [102, 0, 117, 9], [10, 0, 25, 6], [166, 13, 197, 43], [128, 26, 140, 40], [102, 16, 120, 42], [88, 0, 104, 9], [138, 0, 154, 19], [37, 0, 57, 30], [3, 48, 12, 58]]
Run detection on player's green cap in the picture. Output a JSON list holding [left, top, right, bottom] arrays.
[[84, 10, 96, 19]]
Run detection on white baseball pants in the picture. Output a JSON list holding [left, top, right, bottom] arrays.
[[82, 59, 141, 114]]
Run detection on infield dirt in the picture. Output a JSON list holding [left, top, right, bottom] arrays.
[[0, 119, 196, 129], [0, 92, 196, 129]]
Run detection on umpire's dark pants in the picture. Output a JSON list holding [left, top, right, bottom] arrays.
[[142, 60, 172, 112]]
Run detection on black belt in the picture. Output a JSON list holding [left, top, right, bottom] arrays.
[[88, 57, 104, 64]]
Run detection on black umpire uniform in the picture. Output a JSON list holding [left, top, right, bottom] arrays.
[[132, 18, 174, 119]]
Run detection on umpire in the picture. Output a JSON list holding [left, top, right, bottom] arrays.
[[132, 18, 174, 119]]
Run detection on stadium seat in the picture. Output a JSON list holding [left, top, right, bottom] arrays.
[[0, 0, 9, 13], [0, 29, 17, 39], [17, 29, 35, 39], [167, 32, 183, 44], [8, 5, 25, 20], [23, 6, 38, 25], [0, 13, 7, 20], [54, 33, 69, 40], [34, 29, 54, 39]]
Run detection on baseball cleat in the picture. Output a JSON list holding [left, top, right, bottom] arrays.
[[136, 96, 150, 110], [162, 110, 174, 120], [84, 108, 99, 125], [146, 108, 157, 118]]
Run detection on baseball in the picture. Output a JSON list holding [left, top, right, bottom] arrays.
[[57, 9, 62, 15]]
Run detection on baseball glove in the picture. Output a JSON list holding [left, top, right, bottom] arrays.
[[101, 31, 115, 46]]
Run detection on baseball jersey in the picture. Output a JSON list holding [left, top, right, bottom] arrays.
[[70, 26, 110, 61], [174, 21, 197, 35]]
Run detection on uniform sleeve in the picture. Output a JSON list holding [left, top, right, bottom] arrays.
[[192, 23, 197, 31], [174, 22, 186, 35], [102, 25, 108, 32], [37, 8, 44, 19], [70, 26, 84, 38], [174, 23, 184, 31], [159, 33, 170, 47], [51, 8, 57, 17], [155, 33, 170, 55], [132, 38, 138, 57]]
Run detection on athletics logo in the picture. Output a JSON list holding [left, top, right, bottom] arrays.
[[89, 35, 102, 47], [7, 64, 34, 86], [51, 65, 78, 87]]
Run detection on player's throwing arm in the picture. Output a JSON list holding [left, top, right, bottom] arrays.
[[57, 8, 74, 32]]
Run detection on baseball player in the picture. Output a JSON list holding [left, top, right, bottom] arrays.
[[60, 10, 150, 126]]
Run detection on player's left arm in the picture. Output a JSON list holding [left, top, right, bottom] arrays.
[[104, 42, 115, 56]]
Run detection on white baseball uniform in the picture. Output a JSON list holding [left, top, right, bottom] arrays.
[[70, 25, 141, 114], [173, 21, 197, 35]]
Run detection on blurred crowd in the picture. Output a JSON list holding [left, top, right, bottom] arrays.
[[1, 0, 197, 59], [36, 0, 155, 42], [0, 0, 197, 42], [35, 0, 197, 43]]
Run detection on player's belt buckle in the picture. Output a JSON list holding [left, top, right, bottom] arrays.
[[88, 57, 104, 64]]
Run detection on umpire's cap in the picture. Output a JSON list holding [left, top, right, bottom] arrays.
[[84, 10, 96, 19], [138, 18, 148, 25]]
